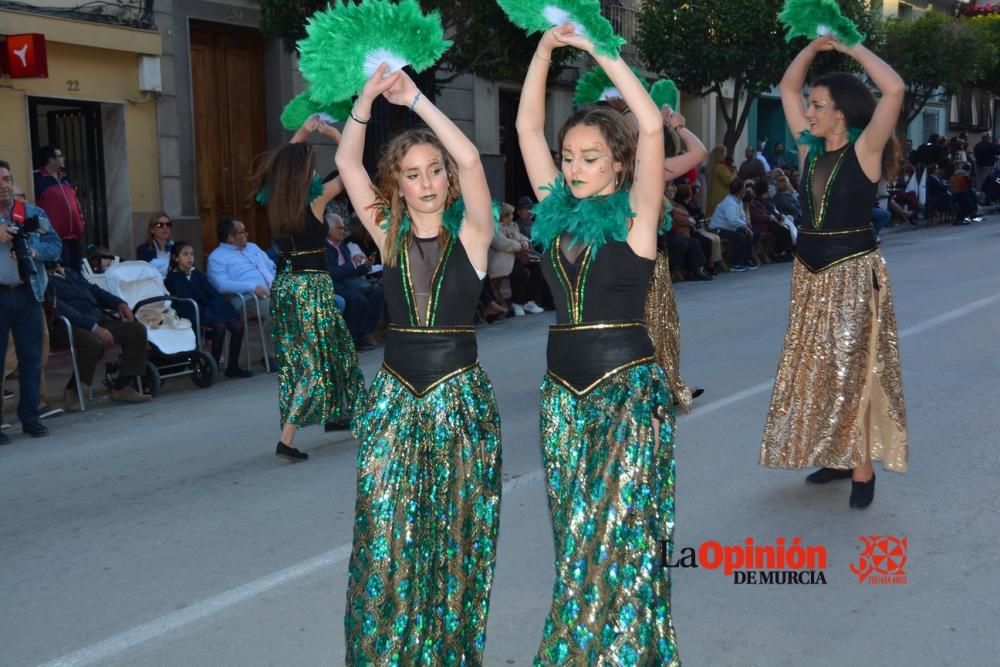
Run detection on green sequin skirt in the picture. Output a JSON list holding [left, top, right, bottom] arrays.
[[270, 269, 365, 427], [536, 362, 680, 666], [345, 364, 502, 665]]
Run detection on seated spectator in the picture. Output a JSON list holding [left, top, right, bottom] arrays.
[[165, 242, 252, 378], [488, 202, 545, 316], [47, 263, 152, 406], [135, 212, 174, 276], [948, 163, 978, 223], [207, 217, 276, 315], [924, 164, 954, 217], [676, 185, 723, 274], [748, 179, 793, 262], [324, 210, 383, 350], [772, 172, 801, 225], [665, 184, 711, 281], [709, 178, 757, 272], [86, 246, 116, 274]]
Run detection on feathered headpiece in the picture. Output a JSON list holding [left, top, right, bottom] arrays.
[[297, 0, 452, 105], [778, 0, 863, 46], [650, 79, 679, 111], [497, 0, 625, 58], [574, 65, 649, 107]]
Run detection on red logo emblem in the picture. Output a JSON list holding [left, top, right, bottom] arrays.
[[1, 34, 49, 79], [850, 535, 907, 584]]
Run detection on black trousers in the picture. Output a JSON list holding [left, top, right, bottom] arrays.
[[715, 228, 752, 266], [510, 259, 546, 306], [666, 235, 706, 275], [205, 319, 244, 367]]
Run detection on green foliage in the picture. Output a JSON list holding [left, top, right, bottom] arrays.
[[256, 0, 570, 94], [636, 0, 880, 152], [881, 13, 994, 124], [967, 14, 1000, 97]]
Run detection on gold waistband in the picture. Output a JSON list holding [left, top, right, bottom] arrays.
[[387, 325, 476, 335], [549, 320, 647, 332]]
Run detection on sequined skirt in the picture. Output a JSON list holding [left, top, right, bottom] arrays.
[[645, 253, 695, 411], [345, 365, 502, 665], [536, 362, 680, 666], [760, 252, 908, 472], [270, 269, 365, 427]]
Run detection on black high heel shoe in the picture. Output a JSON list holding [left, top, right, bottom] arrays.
[[849, 474, 876, 509]]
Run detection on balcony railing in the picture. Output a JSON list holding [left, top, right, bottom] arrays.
[[602, 2, 646, 68], [4, 0, 156, 30]]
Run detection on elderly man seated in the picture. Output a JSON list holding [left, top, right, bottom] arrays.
[[324, 210, 382, 351], [47, 262, 152, 407], [207, 217, 276, 314]]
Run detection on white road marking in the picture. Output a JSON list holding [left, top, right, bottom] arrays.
[[37, 290, 1000, 667]]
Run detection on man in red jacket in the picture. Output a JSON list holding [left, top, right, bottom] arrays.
[[33, 145, 85, 271]]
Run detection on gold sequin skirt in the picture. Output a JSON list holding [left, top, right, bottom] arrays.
[[536, 363, 680, 665], [345, 365, 502, 664], [760, 252, 908, 472], [270, 269, 365, 427], [645, 253, 694, 411]]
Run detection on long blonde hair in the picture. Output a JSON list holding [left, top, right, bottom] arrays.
[[705, 144, 727, 188], [369, 128, 460, 267]]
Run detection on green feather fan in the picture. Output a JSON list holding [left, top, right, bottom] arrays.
[[280, 93, 354, 131], [497, 0, 626, 58], [650, 79, 679, 111], [778, 0, 863, 46], [574, 65, 649, 107], [297, 0, 452, 105]]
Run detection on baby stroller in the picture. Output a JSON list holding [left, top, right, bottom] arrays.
[[101, 261, 218, 396]]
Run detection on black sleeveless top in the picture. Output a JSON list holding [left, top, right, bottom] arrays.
[[383, 234, 483, 327], [795, 143, 878, 273], [541, 235, 656, 395], [381, 234, 484, 396], [275, 207, 328, 272], [541, 236, 654, 325]]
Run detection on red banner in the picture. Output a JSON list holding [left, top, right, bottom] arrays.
[[1, 34, 48, 78]]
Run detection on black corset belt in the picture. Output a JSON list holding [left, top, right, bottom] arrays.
[[277, 248, 327, 273], [794, 226, 877, 273], [382, 326, 479, 396], [546, 321, 655, 396]]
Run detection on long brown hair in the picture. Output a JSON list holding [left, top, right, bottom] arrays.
[[369, 128, 460, 267], [812, 72, 901, 179], [249, 142, 315, 238], [705, 145, 727, 189]]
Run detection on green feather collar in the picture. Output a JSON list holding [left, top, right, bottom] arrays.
[[530, 175, 634, 251], [381, 198, 500, 249], [796, 127, 862, 162]]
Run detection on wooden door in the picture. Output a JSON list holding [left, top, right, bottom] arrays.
[[190, 20, 268, 257]]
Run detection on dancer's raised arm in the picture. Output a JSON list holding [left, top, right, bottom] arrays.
[[515, 27, 569, 199], [663, 109, 707, 180], [842, 42, 904, 181], [383, 70, 494, 259], [335, 64, 401, 251], [780, 38, 826, 166], [289, 116, 346, 217]]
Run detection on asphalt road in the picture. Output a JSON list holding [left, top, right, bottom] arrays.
[[2, 216, 998, 667]]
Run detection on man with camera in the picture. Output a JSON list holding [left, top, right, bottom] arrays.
[[0, 160, 63, 444]]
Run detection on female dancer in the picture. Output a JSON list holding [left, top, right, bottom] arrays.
[[518, 25, 678, 664], [760, 36, 909, 507], [337, 65, 501, 663], [249, 116, 365, 461]]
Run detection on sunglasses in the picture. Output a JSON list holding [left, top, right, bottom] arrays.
[[153, 221, 172, 229]]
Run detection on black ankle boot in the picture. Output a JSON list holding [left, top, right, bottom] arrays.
[[805, 467, 853, 484], [276, 441, 309, 461], [849, 474, 876, 509]]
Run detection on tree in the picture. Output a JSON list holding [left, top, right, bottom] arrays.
[[880, 12, 994, 128], [967, 14, 1000, 98], [255, 0, 567, 96], [636, 0, 880, 154]]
